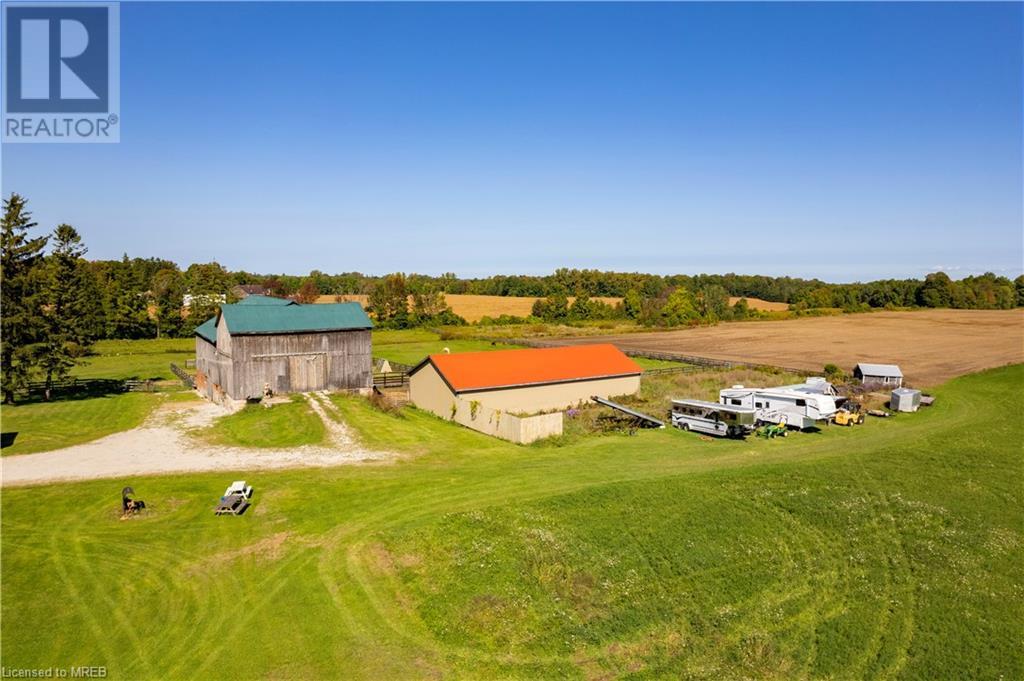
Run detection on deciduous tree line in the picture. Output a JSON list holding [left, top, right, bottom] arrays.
[[3, 192, 1022, 398]]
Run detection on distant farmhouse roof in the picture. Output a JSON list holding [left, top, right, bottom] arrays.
[[219, 302, 372, 335], [195, 301, 371, 342], [411, 344, 642, 393], [236, 294, 295, 306], [854, 363, 903, 378], [232, 284, 268, 297]]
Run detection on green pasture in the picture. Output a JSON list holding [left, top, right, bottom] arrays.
[[372, 331, 522, 366], [0, 338, 195, 456], [371, 329, 688, 370], [1, 365, 1021, 678], [0, 392, 163, 456], [195, 395, 326, 449], [73, 338, 195, 381]]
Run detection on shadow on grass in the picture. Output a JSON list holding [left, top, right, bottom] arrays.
[[1, 432, 17, 448], [13, 379, 129, 405]]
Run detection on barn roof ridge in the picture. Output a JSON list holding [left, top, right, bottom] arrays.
[[200, 301, 372, 336]]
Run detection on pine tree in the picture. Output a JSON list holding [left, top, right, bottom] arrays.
[[36, 225, 98, 400], [151, 267, 186, 338], [0, 194, 49, 403], [106, 255, 153, 339]]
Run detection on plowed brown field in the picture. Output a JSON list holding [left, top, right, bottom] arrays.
[[554, 309, 1024, 385]]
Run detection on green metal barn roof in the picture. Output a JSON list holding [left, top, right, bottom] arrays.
[[236, 294, 296, 306], [219, 302, 372, 335], [195, 316, 218, 343]]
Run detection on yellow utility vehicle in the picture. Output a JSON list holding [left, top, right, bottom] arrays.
[[833, 402, 866, 426]]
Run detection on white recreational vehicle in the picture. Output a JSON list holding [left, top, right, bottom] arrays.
[[719, 380, 838, 429]]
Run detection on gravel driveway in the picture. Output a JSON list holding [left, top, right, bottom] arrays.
[[1, 395, 395, 487]]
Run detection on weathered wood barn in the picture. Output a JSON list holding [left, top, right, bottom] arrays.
[[194, 297, 372, 403]]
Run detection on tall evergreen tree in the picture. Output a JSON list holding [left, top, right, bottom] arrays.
[[36, 225, 98, 400], [0, 194, 49, 403], [106, 254, 153, 339], [151, 267, 186, 338]]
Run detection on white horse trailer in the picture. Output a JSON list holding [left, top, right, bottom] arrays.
[[719, 385, 838, 429], [670, 399, 756, 438]]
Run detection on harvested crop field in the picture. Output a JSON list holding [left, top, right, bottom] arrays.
[[554, 309, 1024, 385], [728, 295, 790, 311], [318, 293, 623, 321]]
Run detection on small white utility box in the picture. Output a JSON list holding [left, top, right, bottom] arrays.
[[891, 388, 921, 413]]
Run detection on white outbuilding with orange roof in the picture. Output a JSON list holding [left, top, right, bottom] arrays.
[[407, 344, 642, 442]]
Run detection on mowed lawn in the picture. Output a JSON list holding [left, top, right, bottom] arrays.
[[74, 338, 196, 381], [0, 339, 195, 456], [1, 365, 1021, 678], [0, 392, 162, 456], [372, 330, 523, 366], [196, 395, 326, 449]]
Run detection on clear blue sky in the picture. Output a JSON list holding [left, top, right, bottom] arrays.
[[2, 1, 1021, 281]]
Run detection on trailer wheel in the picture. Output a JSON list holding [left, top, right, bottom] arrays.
[[681, 423, 689, 432]]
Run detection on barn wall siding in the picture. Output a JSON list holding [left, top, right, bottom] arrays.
[[216, 329, 371, 400]]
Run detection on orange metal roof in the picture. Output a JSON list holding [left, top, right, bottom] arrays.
[[422, 344, 642, 393]]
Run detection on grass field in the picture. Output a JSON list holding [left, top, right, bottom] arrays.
[[2, 365, 1020, 678], [0, 339, 194, 456], [373, 335, 523, 366], [73, 338, 195, 381], [195, 395, 326, 449], [372, 329, 687, 370], [0, 392, 163, 456]]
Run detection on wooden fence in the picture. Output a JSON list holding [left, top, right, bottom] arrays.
[[373, 372, 409, 388], [19, 377, 148, 399], [170, 363, 195, 388], [642, 365, 702, 376]]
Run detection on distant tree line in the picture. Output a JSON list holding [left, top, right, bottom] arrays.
[[238, 267, 1023, 314], [3, 192, 1022, 395]]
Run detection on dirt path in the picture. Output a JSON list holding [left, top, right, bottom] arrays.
[[0, 397, 396, 488]]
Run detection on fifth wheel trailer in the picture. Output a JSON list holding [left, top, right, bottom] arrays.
[[719, 385, 838, 429]]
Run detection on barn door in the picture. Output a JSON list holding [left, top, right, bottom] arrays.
[[289, 354, 326, 392]]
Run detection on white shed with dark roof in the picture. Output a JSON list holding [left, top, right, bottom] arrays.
[[853, 363, 903, 388]]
